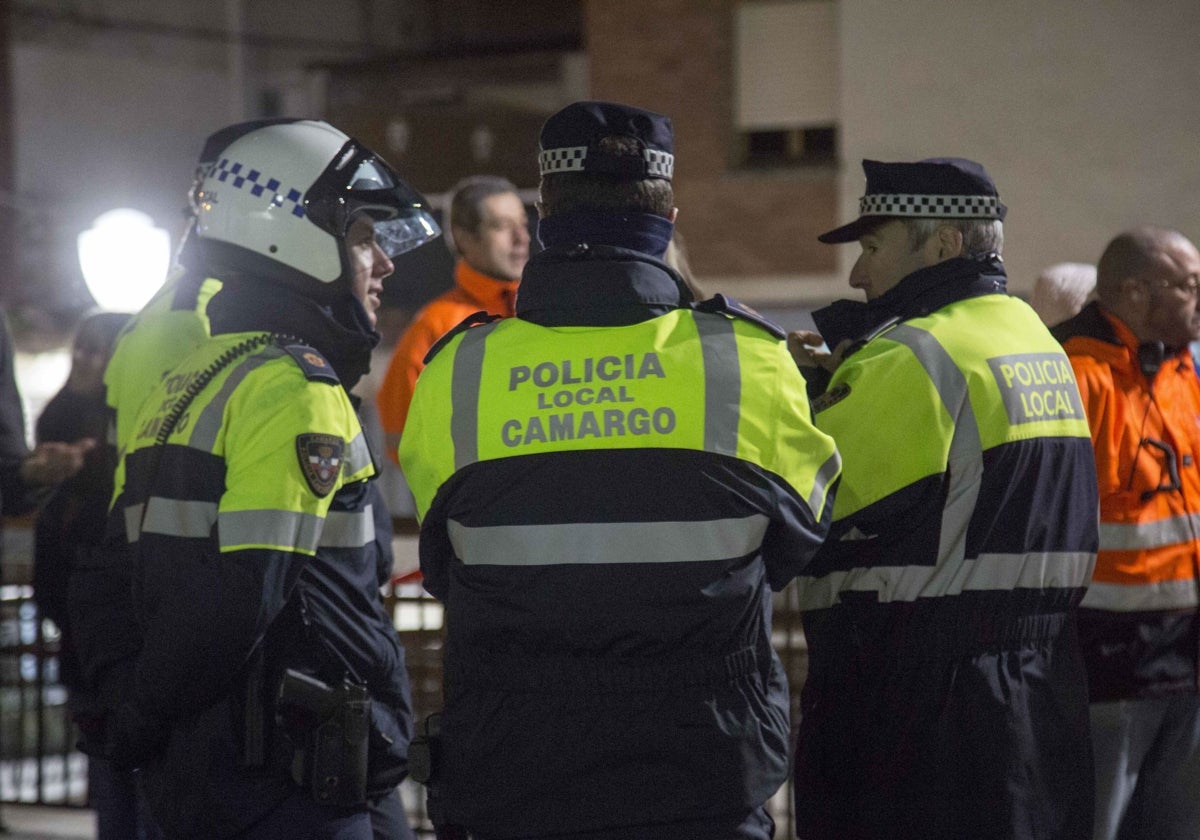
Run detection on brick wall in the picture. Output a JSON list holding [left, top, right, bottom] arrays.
[[585, 0, 838, 281]]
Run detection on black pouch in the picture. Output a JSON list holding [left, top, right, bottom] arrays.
[[408, 712, 443, 785], [408, 713, 468, 839], [277, 669, 370, 807]]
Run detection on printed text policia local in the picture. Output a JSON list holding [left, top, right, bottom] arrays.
[[501, 353, 676, 446], [988, 353, 1085, 425]]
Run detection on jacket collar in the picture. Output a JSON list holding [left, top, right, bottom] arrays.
[[1050, 300, 1120, 346], [455, 259, 519, 317], [535, 210, 674, 258], [813, 253, 1007, 350], [206, 277, 378, 391], [1052, 300, 1195, 375], [516, 243, 690, 327]]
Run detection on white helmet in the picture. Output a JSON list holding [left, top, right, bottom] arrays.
[[193, 119, 440, 301]]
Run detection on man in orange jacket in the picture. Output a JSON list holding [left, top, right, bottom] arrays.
[[1053, 225, 1200, 840], [376, 175, 529, 461]]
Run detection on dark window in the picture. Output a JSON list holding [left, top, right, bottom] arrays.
[[739, 126, 837, 169]]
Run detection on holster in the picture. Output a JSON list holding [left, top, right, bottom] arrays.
[[276, 669, 370, 808]]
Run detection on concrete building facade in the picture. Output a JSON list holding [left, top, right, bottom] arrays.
[[8, 0, 1200, 314]]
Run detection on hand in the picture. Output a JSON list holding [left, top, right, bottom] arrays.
[[20, 438, 97, 487], [367, 698, 408, 797], [788, 330, 851, 374]]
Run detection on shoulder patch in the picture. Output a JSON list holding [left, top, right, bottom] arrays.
[[693, 294, 786, 339], [423, 310, 503, 365], [811, 382, 852, 413], [296, 433, 344, 497], [282, 344, 340, 385]]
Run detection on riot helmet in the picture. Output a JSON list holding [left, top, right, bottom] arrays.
[[177, 118, 302, 271], [192, 120, 440, 302]]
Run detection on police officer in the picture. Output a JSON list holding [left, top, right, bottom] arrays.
[[790, 159, 1099, 840], [104, 120, 441, 839], [399, 101, 841, 840]]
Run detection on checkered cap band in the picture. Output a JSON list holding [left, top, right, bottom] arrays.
[[213, 158, 306, 218], [539, 146, 589, 174], [644, 149, 674, 178], [859, 193, 1001, 219], [539, 146, 675, 179]]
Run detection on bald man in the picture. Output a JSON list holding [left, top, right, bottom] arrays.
[[1053, 226, 1200, 840]]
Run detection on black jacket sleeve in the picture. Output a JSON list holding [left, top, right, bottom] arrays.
[[0, 314, 33, 516]]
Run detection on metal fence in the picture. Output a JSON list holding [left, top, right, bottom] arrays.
[[1, 525, 810, 838], [0, 581, 89, 810]]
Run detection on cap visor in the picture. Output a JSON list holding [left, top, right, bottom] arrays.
[[817, 217, 876, 244]]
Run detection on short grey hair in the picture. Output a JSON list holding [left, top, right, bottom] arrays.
[[904, 218, 1004, 257]]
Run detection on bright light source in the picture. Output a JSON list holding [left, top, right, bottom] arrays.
[[77, 209, 170, 312]]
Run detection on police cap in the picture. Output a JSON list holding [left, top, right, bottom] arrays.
[[818, 157, 1007, 244], [538, 100, 674, 181]]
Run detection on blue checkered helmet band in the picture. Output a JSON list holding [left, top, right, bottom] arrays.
[[859, 193, 1002, 219], [539, 146, 675, 179], [213, 158, 306, 219]]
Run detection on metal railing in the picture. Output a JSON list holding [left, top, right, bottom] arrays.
[[0, 582, 89, 809]]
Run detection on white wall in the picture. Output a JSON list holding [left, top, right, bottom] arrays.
[[13, 41, 231, 256], [837, 0, 1200, 297], [8, 0, 400, 306]]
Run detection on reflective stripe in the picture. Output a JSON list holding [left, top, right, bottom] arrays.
[[124, 503, 144, 542], [450, 323, 498, 470], [128, 499, 340, 553], [447, 514, 770, 566], [798, 550, 1095, 609], [695, 314, 740, 457], [319, 506, 375, 548], [133, 498, 218, 542], [1098, 514, 1200, 552], [219, 508, 322, 553], [191, 345, 283, 450], [809, 450, 842, 519], [343, 432, 372, 477], [886, 324, 983, 577], [1081, 578, 1200, 612]]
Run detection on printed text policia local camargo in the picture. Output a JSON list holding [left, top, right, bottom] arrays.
[[501, 352, 676, 447]]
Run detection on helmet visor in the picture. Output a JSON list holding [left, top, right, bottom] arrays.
[[373, 213, 441, 258], [305, 141, 441, 257]]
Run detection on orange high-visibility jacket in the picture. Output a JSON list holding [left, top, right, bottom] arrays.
[[1055, 302, 1200, 700]]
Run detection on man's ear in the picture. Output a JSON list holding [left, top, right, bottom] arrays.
[[935, 225, 965, 261], [668, 207, 678, 223]]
